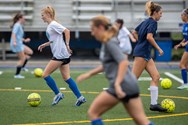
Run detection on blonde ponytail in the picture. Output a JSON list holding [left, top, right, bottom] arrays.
[[42, 5, 56, 20], [145, 0, 161, 16], [102, 25, 118, 42], [91, 15, 118, 42]]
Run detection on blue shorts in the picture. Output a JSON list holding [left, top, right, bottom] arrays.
[[10, 44, 24, 53], [185, 44, 188, 52]]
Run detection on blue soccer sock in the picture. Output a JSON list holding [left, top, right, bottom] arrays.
[[44, 76, 59, 95], [149, 122, 155, 125], [181, 69, 187, 84], [91, 119, 104, 125], [66, 78, 81, 98]]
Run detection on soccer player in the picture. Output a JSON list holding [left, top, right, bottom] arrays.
[[174, 8, 188, 90], [10, 13, 33, 79], [132, 1, 167, 112], [77, 15, 154, 125], [38, 6, 86, 106], [115, 19, 136, 57]]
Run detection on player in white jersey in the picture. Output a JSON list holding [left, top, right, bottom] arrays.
[[115, 19, 136, 57], [38, 6, 86, 106]]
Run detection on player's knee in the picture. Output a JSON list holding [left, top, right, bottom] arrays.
[[152, 74, 160, 83], [87, 109, 100, 119]]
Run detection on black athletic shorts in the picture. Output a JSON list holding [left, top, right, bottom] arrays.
[[51, 57, 71, 65]]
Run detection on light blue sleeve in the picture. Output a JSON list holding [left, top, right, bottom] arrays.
[[12, 23, 20, 34]]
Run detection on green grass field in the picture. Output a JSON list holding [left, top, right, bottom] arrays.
[[0, 68, 188, 125]]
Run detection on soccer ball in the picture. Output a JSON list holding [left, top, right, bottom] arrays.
[[161, 99, 175, 113], [34, 68, 43, 77], [27, 93, 41, 107], [160, 78, 172, 89]]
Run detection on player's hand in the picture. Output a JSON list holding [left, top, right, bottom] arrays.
[[13, 41, 17, 46], [181, 41, 188, 47], [76, 73, 90, 83], [24, 38, 31, 43], [115, 85, 126, 99], [174, 44, 181, 50], [38, 44, 45, 52], [66, 45, 73, 55], [158, 48, 164, 56]]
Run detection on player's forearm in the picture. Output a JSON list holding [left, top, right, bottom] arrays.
[[64, 29, 70, 46], [88, 65, 104, 77]]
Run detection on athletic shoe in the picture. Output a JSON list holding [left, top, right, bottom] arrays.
[[52, 93, 64, 106], [150, 104, 167, 112], [22, 68, 29, 72], [75, 96, 86, 106], [14, 74, 25, 79], [177, 84, 188, 90]]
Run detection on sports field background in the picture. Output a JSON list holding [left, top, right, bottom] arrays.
[[0, 60, 188, 125]]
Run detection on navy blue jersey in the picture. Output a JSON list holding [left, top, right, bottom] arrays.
[[182, 23, 188, 41], [182, 23, 188, 52], [133, 17, 157, 59]]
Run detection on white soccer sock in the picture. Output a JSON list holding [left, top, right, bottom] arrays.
[[150, 86, 158, 105]]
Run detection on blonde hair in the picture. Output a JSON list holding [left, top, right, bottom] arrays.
[[91, 15, 118, 42], [145, 0, 161, 16], [41, 6, 56, 20]]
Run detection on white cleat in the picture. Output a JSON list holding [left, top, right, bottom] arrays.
[[177, 84, 188, 90], [14, 74, 25, 79]]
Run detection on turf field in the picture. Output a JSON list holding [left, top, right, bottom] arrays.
[[0, 67, 188, 125]]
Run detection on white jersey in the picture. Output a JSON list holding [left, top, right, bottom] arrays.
[[117, 26, 132, 54], [46, 21, 70, 59]]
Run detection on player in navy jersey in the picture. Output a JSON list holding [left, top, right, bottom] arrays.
[[174, 8, 188, 90], [38, 6, 86, 106], [132, 1, 167, 112], [77, 15, 154, 125]]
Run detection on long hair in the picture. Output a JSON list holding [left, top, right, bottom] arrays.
[[145, 0, 162, 16], [41, 5, 56, 20], [10, 13, 23, 29], [91, 15, 118, 42], [115, 19, 124, 29]]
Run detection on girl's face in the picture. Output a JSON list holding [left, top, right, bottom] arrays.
[[181, 13, 188, 23], [41, 12, 49, 23], [90, 22, 104, 42], [153, 9, 163, 21], [115, 22, 121, 29], [19, 16, 25, 24]]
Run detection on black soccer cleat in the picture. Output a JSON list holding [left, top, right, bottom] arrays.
[[150, 104, 167, 112]]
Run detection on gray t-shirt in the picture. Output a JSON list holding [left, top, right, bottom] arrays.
[[99, 37, 139, 95]]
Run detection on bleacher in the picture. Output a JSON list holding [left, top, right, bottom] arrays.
[[0, 0, 34, 26], [0, 0, 186, 32], [0, 0, 188, 60]]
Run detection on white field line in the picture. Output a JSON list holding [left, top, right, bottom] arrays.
[[138, 77, 163, 81], [164, 72, 183, 84]]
